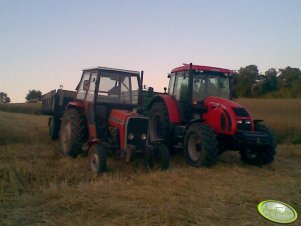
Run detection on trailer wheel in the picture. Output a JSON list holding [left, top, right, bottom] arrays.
[[60, 108, 87, 158], [49, 117, 60, 140], [149, 102, 171, 145], [88, 144, 107, 173], [184, 123, 219, 167], [240, 123, 276, 166]]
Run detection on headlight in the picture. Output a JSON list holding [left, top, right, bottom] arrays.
[[245, 120, 251, 124], [141, 133, 147, 140], [237, 120, 243, 124], [128, 133, 134, 140]]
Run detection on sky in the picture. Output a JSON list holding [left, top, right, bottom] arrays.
[[1, 0, 300, 103]]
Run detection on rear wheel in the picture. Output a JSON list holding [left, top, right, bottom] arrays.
[[60, 108, 88, 158], [88, 144, 107, 173], [149, 102, 171, 145], [184, 123, 219, 167], [240, 123, 276, 166]]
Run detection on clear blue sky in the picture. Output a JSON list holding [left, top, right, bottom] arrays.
[[1, 0, 300, 102]]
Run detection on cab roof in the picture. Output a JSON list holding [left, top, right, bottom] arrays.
[[171, 64, 232, 74], [83, 66, 140, 75]]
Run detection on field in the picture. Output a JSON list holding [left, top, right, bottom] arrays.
[[0, 99, 300, 225]]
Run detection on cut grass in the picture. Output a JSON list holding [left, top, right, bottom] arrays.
[[0, 111, 300, 225]]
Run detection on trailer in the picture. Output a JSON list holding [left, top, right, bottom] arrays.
[[41, 89, 76, 139]]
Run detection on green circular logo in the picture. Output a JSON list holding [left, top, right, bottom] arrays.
[[258, 200, 298, 224]]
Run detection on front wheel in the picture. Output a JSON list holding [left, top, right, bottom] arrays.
[[240, 123, 276, 166], [88, 144, 107, 173], [144, 144, 170, 170], [154, 143, 170, 170], [184, 123, 219, 167]]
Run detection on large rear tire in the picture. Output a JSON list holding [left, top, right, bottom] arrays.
[[240, 123, 276, 166], [60, 108, 88, 158], [149, 102, 171, 145], [184, 123, 219, 167], [88, 144, 107, 173]]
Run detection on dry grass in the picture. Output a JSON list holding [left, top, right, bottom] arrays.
[[0, 111, 300, 225], [238, 98, 301, 143]]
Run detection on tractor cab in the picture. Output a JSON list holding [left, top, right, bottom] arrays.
[[168, 64, 233, 121], [75, 67, 142, 138], [76, 67, 141, 106]]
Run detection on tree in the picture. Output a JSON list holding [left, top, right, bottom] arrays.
[[26, 90, 42, 102], [0, 92, 11, 103], [234, 65, 259, 97], [278, 67, 301, 88], [257, 68, 279, 96]]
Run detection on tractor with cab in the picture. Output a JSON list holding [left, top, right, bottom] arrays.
[[146, 63, 276, 167], [42, 67, 170, 172]]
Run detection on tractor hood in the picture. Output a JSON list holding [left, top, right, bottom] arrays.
[[109, 110, 139, 126], [204, 96, 246, 110], [202, 96, 254, 135]]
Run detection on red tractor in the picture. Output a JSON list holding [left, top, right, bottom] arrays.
[[42, 67, 169, 172], [147, 63, 276, 167]]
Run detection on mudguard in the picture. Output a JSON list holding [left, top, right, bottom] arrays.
[[148, 95, 181, 124]]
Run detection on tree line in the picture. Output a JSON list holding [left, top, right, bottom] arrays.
[[0, 90, 42, 103], [1, 65, 301, 103], [232, 65, 301, 98]]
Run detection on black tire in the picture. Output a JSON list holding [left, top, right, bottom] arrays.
[[184, 123, 219, 167], [49, 117, 60, 140], [144, 146, 154, 169], [149, 102, 171, 145], [240, 123, 276, 166], [88, 144, 107, 173], [154, 143, 170, 170], [144, 144, 170, 170], [60, 108, 88, 158]]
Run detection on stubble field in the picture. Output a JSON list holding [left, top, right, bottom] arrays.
[[0, 99, 300, 225]]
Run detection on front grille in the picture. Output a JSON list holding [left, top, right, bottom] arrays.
[[127, 117, 149, 149], [236, 131, 270, 145], [237, 120, 252, 131], [232, 107, 249, 117]]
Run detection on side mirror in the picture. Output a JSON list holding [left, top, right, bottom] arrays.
[[167, 74, 171, 78], [83, 80, 89, 91]]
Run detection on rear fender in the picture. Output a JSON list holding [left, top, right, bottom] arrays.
[[148, 95, 181, 124], [66, 101, 84, 110]]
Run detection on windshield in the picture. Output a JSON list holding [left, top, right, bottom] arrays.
[[192, 73, 230, 102], [97, 72, 140, 105]]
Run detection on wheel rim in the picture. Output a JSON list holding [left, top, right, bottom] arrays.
[[188, 133, 203, 161], [89, 149, 99, 172], [61, 122, 71, 154]]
